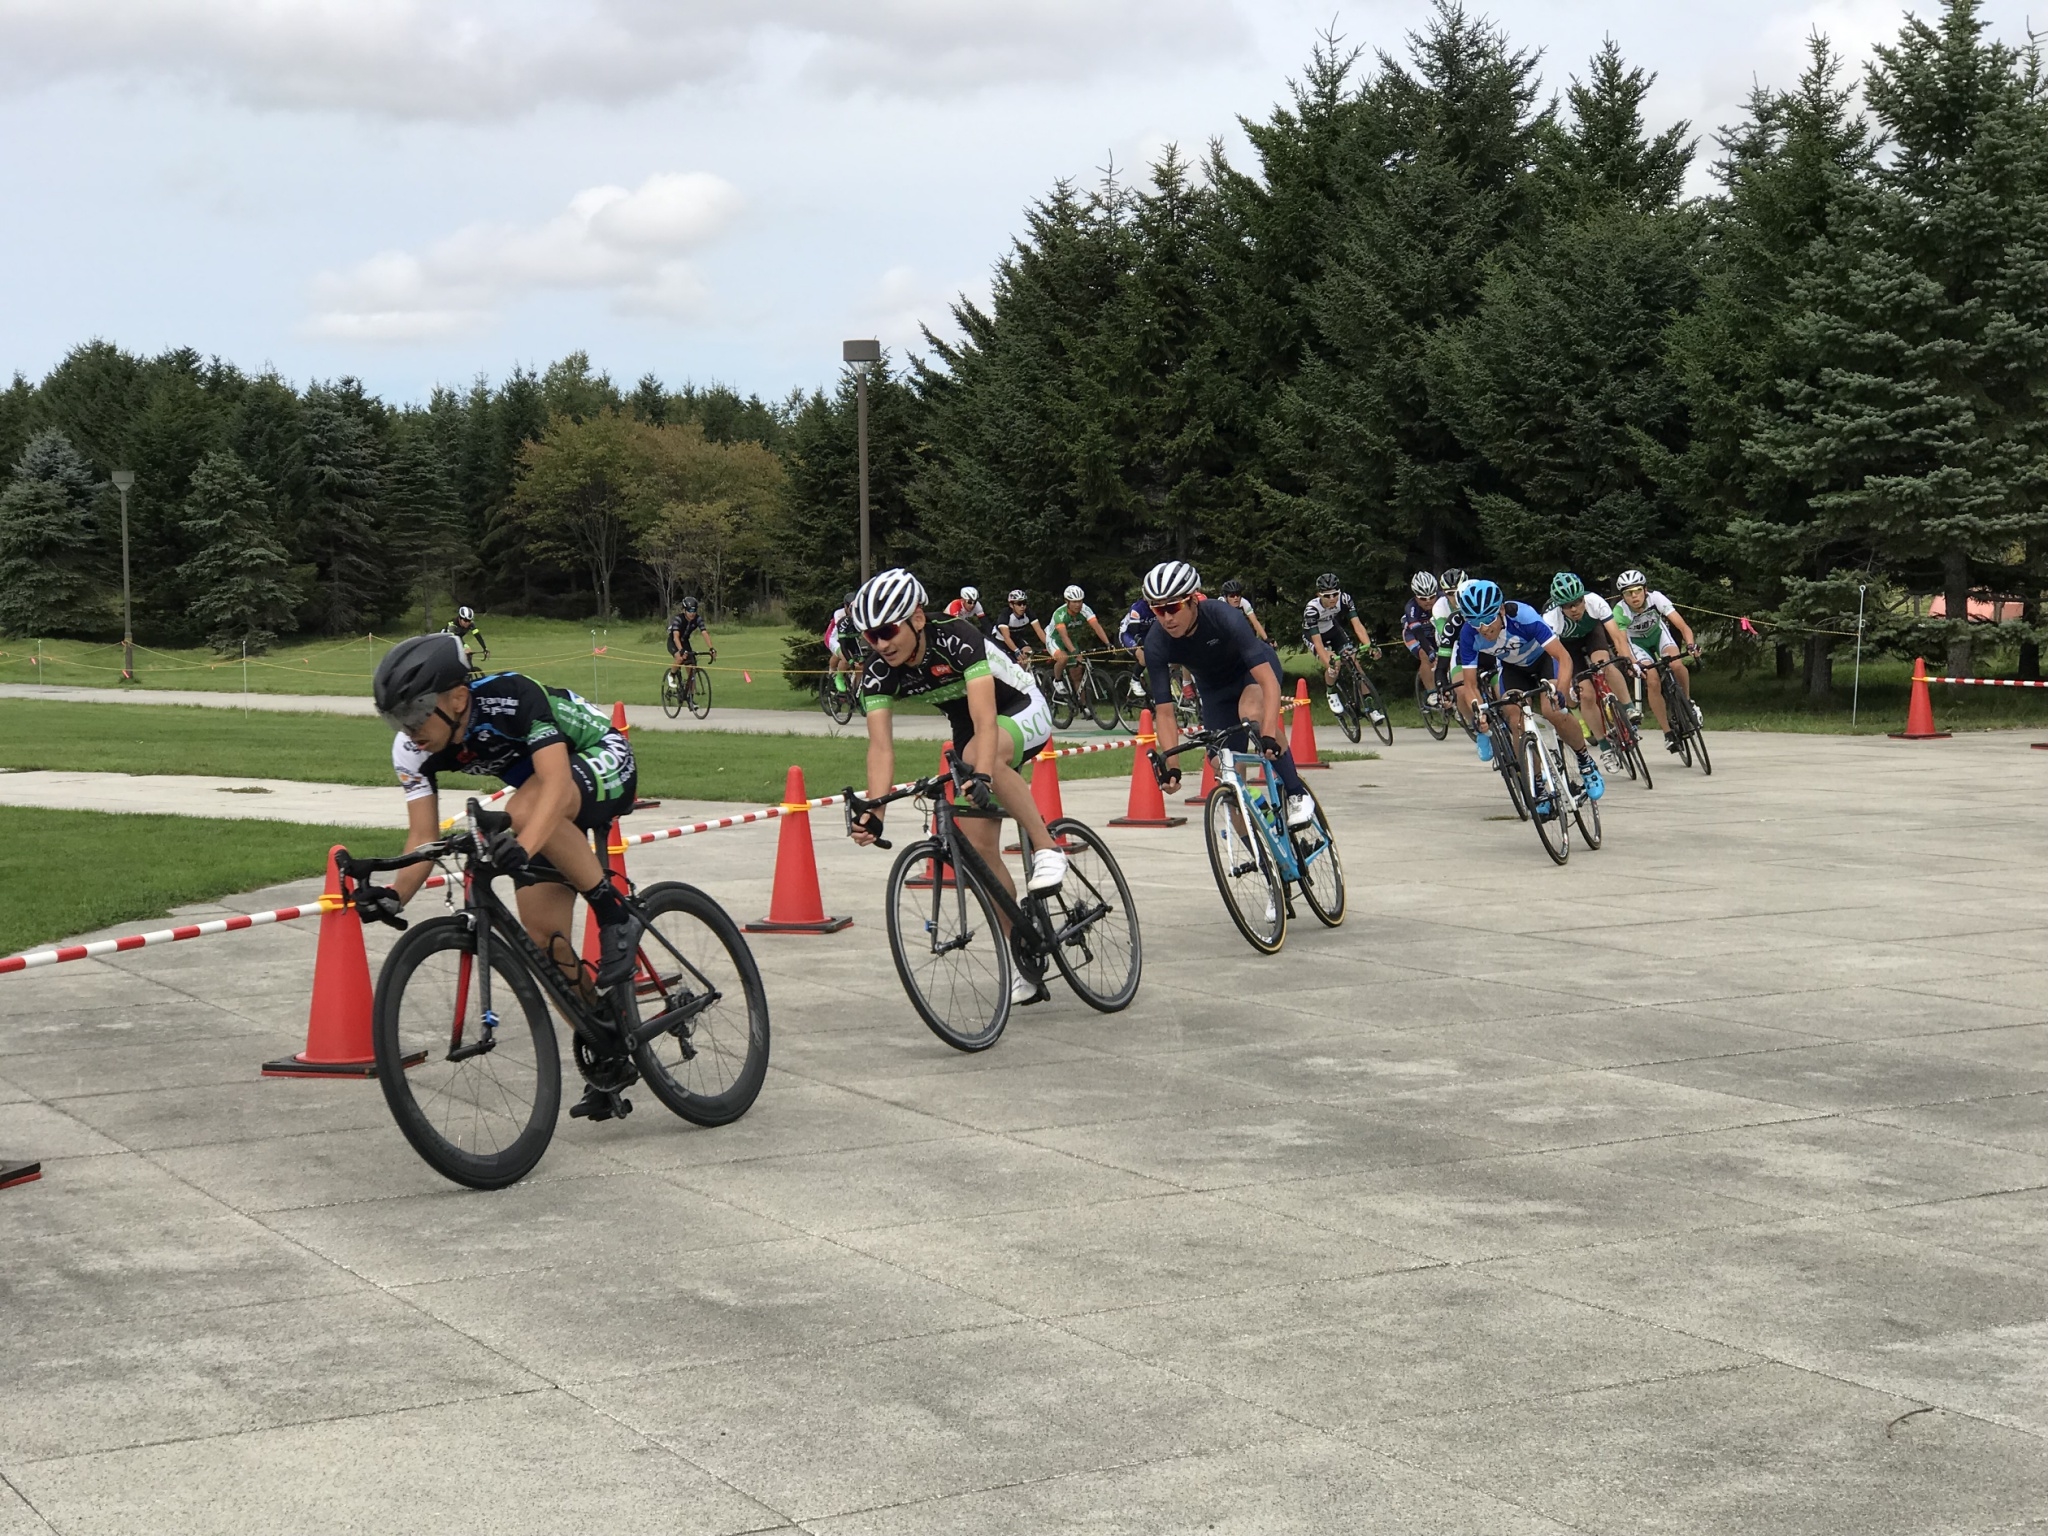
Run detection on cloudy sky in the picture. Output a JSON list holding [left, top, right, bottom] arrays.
[[0, 0, 2037, 406]]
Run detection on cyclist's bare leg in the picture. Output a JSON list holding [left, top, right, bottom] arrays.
[[1641, 659, 1673, 732], [1669, 650, 1693, 701], [962, 732, 1053, 860], [1543, 692, 1588, 753], [507, 797, 608, 984], [1415, 648, 1436, 693]]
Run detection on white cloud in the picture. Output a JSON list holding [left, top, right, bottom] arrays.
[[0, 0, 1249, 119], [305, 171, 742, 343]]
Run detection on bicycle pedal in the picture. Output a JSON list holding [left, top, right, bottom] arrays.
[[569, 1086, 633, 1122]]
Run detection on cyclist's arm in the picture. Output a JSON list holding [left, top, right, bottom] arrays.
[[698, 625, 715, 652], [390, 795, 443, 903], [1349, 616, 1373, 649], [1251, 658, 1286, 742], [860, 700, 896, 831], [1088, 616, 1111, 648], [1544, 636, 1575, 699], [1665, 606, 1697, 649], [1030, 621, 1048, 653], [472, 631, 488, 659], [1603, 619, 1633, 666], [1248, 612, 1269, 642]]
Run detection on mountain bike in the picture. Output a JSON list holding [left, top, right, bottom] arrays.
[[341, 803, 769, 1188], [1156, 726, 1345, 954], [845, 761, 1142, 1051], [662, 653, 713, 720], [1328, 644, 1394, 745], [1645, 654, 1711, 775], [1488, 686, 1603, 866]]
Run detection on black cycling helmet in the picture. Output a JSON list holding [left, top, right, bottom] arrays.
[[1315, 572, 1341, 594], [1220, 578, 1244, 597], [373, 634, 469, 733], [680, 595, 699, 613]]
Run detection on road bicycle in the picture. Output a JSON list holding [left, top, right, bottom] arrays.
[[1487, 686, 1603, 866], [1473, 672, 1530, 822], [1643, 654, 1711, 775], [1580, 660, 1652, 788], [341, 802, 769, 1188], [845, 761, 1142, 1051], [1327, 644, 1394, 746], [1104, 656, 1199, 733], [1156, 726, 1345, 954], [1044, 652, 1117, 732], [661, 652, 713, 720], [819, 665, 866, 725]]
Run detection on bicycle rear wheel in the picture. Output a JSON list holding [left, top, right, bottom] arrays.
[[687, 666, 712, 719], [372, 915, 560, 1190], [1291, 788, 1346, 928], [1204, 783, 1287, 953], [1526, 735, 1569, 865], [1572, 770, 1604, 850], [1040, 818, 1141, 1011], [1357, 666, 1394, 745], [885, 839, 1011, 1051], [625, 882, 770, 1126], [822, 674, 853, 725], [1690, 709, 1712, 775], [1417, 672, 1450, 740], [661, 671, 684, 720]]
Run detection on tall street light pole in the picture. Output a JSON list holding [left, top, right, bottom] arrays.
[[842, 339, 881, 583], [110, 469, 135, 681]]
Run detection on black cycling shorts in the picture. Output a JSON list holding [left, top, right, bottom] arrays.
[[1561, 630, 1617, 673], [1498, 656, 1556, 697]]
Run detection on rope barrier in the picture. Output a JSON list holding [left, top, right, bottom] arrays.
[[1925, 676, 2048, 689]]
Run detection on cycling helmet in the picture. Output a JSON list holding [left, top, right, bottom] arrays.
[[1439, 567, 1466, 594], [1220, 578, 1244, 597], [852, 568, 928, 630], [1141, 560, 1200, 603], [1007, 588, 1027, 603], [455, 605, 475, 623], [373, 633, 470, 732], [1616, 568, 1648, 591], [1549, 572, 1586, 607], [680, 596, 699, 613], [1315, 572, 1342, 593], [842, 591, 859, 609], [1410, 571, 1439, 600], [1063, 584, 1085, 603], [1458, 577, 1505, 623], [959, 586, 978, 603]]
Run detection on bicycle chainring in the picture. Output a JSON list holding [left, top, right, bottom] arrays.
[[573, 1032, 638, 1093]]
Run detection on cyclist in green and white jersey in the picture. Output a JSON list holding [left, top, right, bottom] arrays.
[[1613, 569, 1701, 751], [1541, 573, 1634, 750], [1048, 584, 1111, 698]]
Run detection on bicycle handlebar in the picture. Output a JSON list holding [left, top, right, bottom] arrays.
[[843, 761, 993, 849]]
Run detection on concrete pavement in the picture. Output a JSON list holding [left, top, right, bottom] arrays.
[[3, 730, 2047, 1532]]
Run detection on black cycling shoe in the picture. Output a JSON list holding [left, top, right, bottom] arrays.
[[569, 1084, 633, 1122], [594, 916, 640, 991]]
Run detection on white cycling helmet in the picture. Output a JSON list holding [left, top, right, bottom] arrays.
[[1142, 560, 1200, 603], [1007, 588, 1027, 603], [959, 585, 978, 603], [456, 605, 475, 622], [851, 568, 928, 630], [1616, 568, 1648, 591], [1409, 571, 1439, 600], [1063, 584, 1084, 603]]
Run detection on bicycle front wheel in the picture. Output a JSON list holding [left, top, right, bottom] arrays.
[[1690, 711, 1712, 776], [1573, 772, 1604, 851], [626, 882, 770, 1126], [1040, 818, 1141, 1012], [1418, 672, 1450, 740], [687, 666, 712, 719], [1291, 788, 1346, 927], [886, 839, 1011, 1051], [661, 672, 684, 720], [1204, 783, 1287, 954], [372, 915, 560, 1190], [1527, 737, 1569, 866], [1334, 667, 1363, 743]]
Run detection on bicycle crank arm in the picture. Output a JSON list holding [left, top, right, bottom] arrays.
[[624, 989, 722, 1052]]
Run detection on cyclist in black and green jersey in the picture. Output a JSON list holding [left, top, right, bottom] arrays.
[[1540, 572, 1634, 750], [1047, 584, 1111, 699], [362, 634, 641, 1001]]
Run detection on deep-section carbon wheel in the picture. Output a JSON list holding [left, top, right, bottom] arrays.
[[1357, 666, 1394, 745], [624, 881, 770, 1126], [1333, 667, 1363, 743], [1418, 672, 1450, 740], [1039, 818, 1141, 1011], [885, 839, 1011, 1050]]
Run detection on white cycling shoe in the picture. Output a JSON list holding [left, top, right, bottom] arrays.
[[1284, 793, 1316, 829], [1027, 847, 1068, 892], [1010, 970, 1042, 1006], [1327, 690, 1345, 716]]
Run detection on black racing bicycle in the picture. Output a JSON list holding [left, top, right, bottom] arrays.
[[1329, 644, 1394, 746], [1646, 654, 1711, 774], [343, 803, 769, 1189], [846, 760, 1142, 1051], [1415, 665, 1454, 741], [819, 665, 865, 725], [661, 651, 714, 720]]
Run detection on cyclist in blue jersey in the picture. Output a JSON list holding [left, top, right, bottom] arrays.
[[1451, 579, 1603, 800], [1139, 561, 1315, 828], [1117, 596, 1154, 650], [1401, 571, 1443, 702], [363, 634, 643, 1004]]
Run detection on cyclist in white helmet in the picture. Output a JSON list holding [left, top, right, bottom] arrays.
[[443, 605, 489, 671], [1612, 568, 1701, 751], [945, 585, 986, 627], [1048, 583, 1110, 695]]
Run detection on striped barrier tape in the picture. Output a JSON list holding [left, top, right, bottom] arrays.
[[1926, 676, 2048, 689]]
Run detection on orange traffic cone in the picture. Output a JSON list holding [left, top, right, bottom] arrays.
[[1184, 751, 1218, 805], [264, 847, 388, 1078], [580, 819, 634, 969], [610, 699, 629, 733], [1291, 679, 1328, 768], [1110, 710, 1188, 828], [745, 766, 852, 933], [1891, 657, 1951, 740]]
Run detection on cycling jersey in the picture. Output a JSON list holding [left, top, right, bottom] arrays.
[[1049, 602, 1095, 645], [859, 617, 1050, 763], [1118, 600, 1154, 650], [1401, 598, 1435, 650], [995, 609, 1038, 655], [392, 672, 635, 829], [667, 613, 704, 653], [1540, 591, 1616, 644], [1301, 593, 1360, 645], [1225, 595, 1259, 621], [944, 597, 986, 626], [1454, 602, 1557, 672], [1142, 599, 1281, 707], [824, 608, 859, 660], [443, 620, 486, 654], [1614, 590, 1680, 653]]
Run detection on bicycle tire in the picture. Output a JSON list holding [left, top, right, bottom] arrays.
[[1171, 665, 1203, 732], [624, 882, 770, 1126], [1573, 769, 1604, 850], [1040, 818, 1141, 1012], [885, 838, 1011, 1051], [372, 915, 560, 1190], [1291, 788, 1346, 927], [1493, 720, 1529, 821], [1600, 694, 1637, 780], [1688, 701, 1712, 775], [661, 671, 684, 720], [1084, 663, 1117, 731], [1049, 673, 1075, 732], [1527, 735, 1569, 865], [821, 674, 853, 725], [1417, 672, 1450, 740], [1204, 782, 1287, 954], [1334, 665, 1363, 743], [1357, 666, 1394, 746], [687, 666, 712, 719]]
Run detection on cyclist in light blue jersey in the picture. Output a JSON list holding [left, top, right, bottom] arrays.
[[1452, 579, 1603, 799]]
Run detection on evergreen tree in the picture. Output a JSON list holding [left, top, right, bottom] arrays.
[[382, 428, 465, 631], [176, 451, 298, 652], [0, 430, 104, 637], [295, 390, 389, 633]]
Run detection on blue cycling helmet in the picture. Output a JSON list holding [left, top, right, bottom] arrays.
[[1457, 578, 1504, 623]]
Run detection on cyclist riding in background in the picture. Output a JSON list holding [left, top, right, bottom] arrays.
[[1048, 584, 1111, 696], [1301, 574, 1381, 720], [666, 597, 713, 683], [1118, 595, 1155, 651], [1612, 569, 1701, 751], [843, 568, 1067, 1008], [824, 591, 862, 696], [1451, 579, 1603, 800], [1541, 573, 1633, 751], [1220, 579, 1268, 641], [945, 586, 987, 628], [994, 590, 1048, 661], [1141, 561, 1316, 830], [363, 634, 642, 1012], [1401, 571, 1442, 701], [444, 606, 488, 671]]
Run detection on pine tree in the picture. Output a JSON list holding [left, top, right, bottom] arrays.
[[295, 390, 388, 633], [176, 451, 298, 652], [382, 429, 464, 630], [0, 430, 104, 637]]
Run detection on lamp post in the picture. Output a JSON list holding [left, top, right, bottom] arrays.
[[842, 339, 881, 583], [110, 470, 135, 681]]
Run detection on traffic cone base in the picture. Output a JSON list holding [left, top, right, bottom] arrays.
[[0, 1160, 43, 1190], [264, 846, 386, 1079], [746, 765, 852, 934], [1290, 678, 1330, 768], [1890, 656, 1951, 740], [1109, 709, 1188, 828]]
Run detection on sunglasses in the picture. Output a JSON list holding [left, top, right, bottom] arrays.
[[864, 622, 905, 643], [1152, 598, 1193, 617]]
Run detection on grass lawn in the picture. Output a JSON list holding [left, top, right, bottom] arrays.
[[0, 806, 405, 956]]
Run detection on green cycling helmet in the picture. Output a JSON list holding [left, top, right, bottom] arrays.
[[1549, 572, 1586, 607]]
